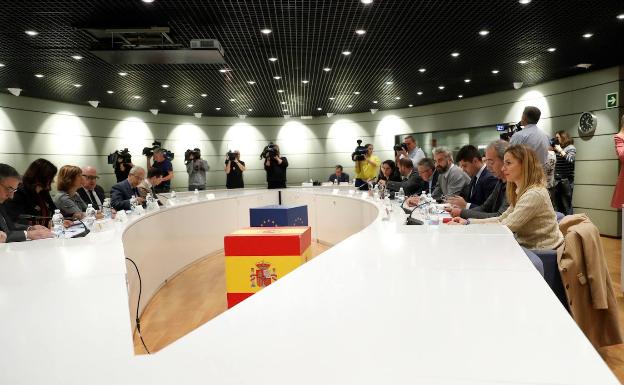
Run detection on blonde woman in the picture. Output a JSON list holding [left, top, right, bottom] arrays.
[[449, 144, 563, 251]]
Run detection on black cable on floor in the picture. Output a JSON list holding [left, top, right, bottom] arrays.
[[125, 257, 150, 354]]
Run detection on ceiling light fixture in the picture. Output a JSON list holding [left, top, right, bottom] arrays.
[[451, 52, 460, 57], [458, 95, 464, 99], [317, 107, 322, 111], [582, 33, 593, 39], [323, 67, 331, 72], [215, 107, 221, 111], [342, 51, 352, 56], [618, 13, 624, 20], [283, 109, 288, 112], [261, 28, 272, 35], [479, 30, 490, 36], [161, 84, 169, 88], [106, 90, 114, 94], [73, 84, 82, 88], [464, 78, 471, 83], [277, 89, 284, 93], [518, 60, 528, 64], [395, 96, 401, 100], [230, 98, 236, 102], [302, 80, 309, 84], [118, 72, 128, 76], [329, 97, 335, 100], [187, 104, 194, 107], [142, 0, 155, 3], [438, 85, 445, 90], [347, 105, 353, 108], [132, 95, 141, 99], [273, 76, 281, 80], [547, 47, 557, 52], [88, 101, 99, 108], [281, 102, 286, 105], [519, 0, 531, 4], [248, 109, 252, 112], [354, 91, 360, 95], [408, 104, 413, 107], [385, 81, 393, 85], [71, 55, 83, 60], [219, 69, 231, 73], [269, 57, 278, 62], [355, 29, 366, 35], [160, 99, 167, 103], [372, 100, 378, 104], [361, 0, 373, 4], [194, 113, 202, 118], [247, 81, 256, 85], [417, 91, 423, 95], [0, 63, 5, 67], [201, 93, 207, 97], [238, 115, 246, 120], [326, 113, 335, 118], [370, 109, 378, 114], [491, 69, 500, 74], [418, 68, 426, 73], [150, 109, 159, 116], [34, 74, 44, 78], [25, 30, 38, 36], [7, 88, 22, 96]]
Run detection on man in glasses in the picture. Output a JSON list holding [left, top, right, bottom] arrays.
[[0, 164, 52, 242], [77, 166, 105, 210]]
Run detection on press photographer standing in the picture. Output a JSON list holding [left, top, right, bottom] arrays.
[[224, 150, 246, 189], [354, 143, 380, 190], [263, 144, 288, 189], [185, 148, 209, 191], [147, 148, 173, 193]]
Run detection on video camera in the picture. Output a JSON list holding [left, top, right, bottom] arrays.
[[393, 143, 408, 153], [549, 137, 560, 147], [184, 148, 201, 162], [107, 148, 132, 168], [260, 143, 278, 159], [498, 122, 522, 141], [143, 141, 174, 161], [351, 139, 368, 161], [227, 151, 237, 161]]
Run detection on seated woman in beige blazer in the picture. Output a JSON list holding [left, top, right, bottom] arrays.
[[449, 144, 564, 251]]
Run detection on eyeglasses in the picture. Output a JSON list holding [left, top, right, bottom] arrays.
[[82, 175, 99, 181], [0, 182, 17, 194]]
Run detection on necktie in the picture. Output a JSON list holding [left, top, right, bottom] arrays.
[[0, 210, 9, 233], [469, 176, 477, 199], [88, 190, 99, 210]]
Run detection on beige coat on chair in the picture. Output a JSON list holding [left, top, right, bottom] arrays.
[[557, 214, 622, 348]]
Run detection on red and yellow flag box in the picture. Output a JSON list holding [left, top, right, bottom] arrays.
[[224, 227, 312, 308]]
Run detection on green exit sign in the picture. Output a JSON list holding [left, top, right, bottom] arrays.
[[606, 92, 618, 109]]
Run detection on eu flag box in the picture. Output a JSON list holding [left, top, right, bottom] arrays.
[[249, 204, 308, 227], [224, 226, 312, 308]]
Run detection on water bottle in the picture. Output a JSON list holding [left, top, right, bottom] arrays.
[[102, 198, 112, 220], [129, 195, 138, 213], [396, 187, 405, 204], [84, 204, 96, 229], [192, 188, 199, 202], [52, 209, 64, 238], [373, 184, 380, 200], [333, 179, 337, 185]]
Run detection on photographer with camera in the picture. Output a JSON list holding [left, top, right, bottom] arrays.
[[225, 150, 246, 189], [109, 149, 133, 183], [509, 106, 550, 167], [185, 148, 209, 191], [551, 131, 576, 215], [147, 148, 173, 193], [395, 135, 425, 167], [353, 142, 380, 190], [262, 143, 288, 189]]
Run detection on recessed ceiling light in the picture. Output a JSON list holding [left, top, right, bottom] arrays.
[[355, 29, 366, 35], [438, 85, 445, 90], [142, 0, 154, 2], [283, 109, 288, 112], [71, 55, 83, 60], [106, 90, 114, 94], [417, 91, 423, 95], [219, 69, 231, 73], [418, 68, 426, 73], [451, 52, 460, 57], [215, 107, 221, 110], [34, 74, 44, 78], [278, 89, 284, 93], [187, 104, 194, 107], [491, 69, 500, 74], [385, 81, 393, 85], [479, 30, 489, 36], [132, 95, 141, 99], [395, 96, 401, 100], [281, 102, 286, 105], [161, 84, 169, 88], [354, 91, 360, 95], [408, 104, 413, 107], [519, 0, 531, 4], [0, 63, 4, 67], [25, 30, 38, 36], [518, 60, 528, 64], [73, 84, 82, 88], [248, 109, 252, 112], [618, 13, 624, 20], [329, 97, 335, 100], [575, 63, 593, 69], [464, 78, 471, 83], [269, 57, 278, 62], [201, 93, 207, 97], [302, 80, 309, 84], [373, 100, 378, 103], [458, 95, 464, 98], [582, 33, 593, 39], [547, 47, 557, 52], [261, 28, 272, 35], [317, 107, 322, 111], [230, 98, 236, 102], [347, 105, 353, 108], [160, 99, 167, 103], [323, 67, 331, 72], [361, 0, 373, 4], [118, 72, 128, 76], [247, 81, 256, 85], [342, 51, 352, 56], [273, 76, 282, 80]]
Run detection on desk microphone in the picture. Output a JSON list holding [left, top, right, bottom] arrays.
[[404, 201, 427, 226]]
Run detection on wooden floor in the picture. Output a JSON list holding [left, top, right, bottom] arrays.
[[133, 238, 624, 384]]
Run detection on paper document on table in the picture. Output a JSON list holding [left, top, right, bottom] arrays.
[[63, 222, 87, 238]]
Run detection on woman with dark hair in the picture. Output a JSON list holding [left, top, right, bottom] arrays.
[[553, 130, 576, 214], [377, 160, 402, 182], [4, 158, 58, 226]]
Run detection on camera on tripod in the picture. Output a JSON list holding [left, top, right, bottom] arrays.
[[107, 148, 132, 168], [142, 141, 174, 161], [184, 148, 201, 162], [351, 140, 368, 161], [260, 143, 278, 159]]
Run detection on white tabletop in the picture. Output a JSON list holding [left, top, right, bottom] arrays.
[[0, 188, 618, 385]]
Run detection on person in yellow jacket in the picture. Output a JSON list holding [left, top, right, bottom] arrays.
[[354, 143, 381, 190]]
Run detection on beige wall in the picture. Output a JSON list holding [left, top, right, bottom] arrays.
[[0, 66, 622, 235]]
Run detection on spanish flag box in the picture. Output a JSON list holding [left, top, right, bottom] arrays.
[[224, 226, 312, 308]]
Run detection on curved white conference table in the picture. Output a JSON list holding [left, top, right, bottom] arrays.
[[0, 187, 619, 385]]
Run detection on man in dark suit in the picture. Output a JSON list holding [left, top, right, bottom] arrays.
[[111, 166, 146, 211], [379, 158, 423, 196], [0, 164, 52, 242], [448, 140, 510, 219], [447, 145, 498, 209], [77, 166, 106, 210], [416, 158, 439, 194]]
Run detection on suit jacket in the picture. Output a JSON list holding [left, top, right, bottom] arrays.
[[111, 179, 139, 211], [0, 205, 27, 242], [432, 164, 470, 199], [420, 170, 439, 195], [557, 214, 622, 348], [460, 179, 508, 219], [386, 170, 424, 196], [460, 167, 499, 207], [3, 186, 56, 225], [77, 185, 105, 210]]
